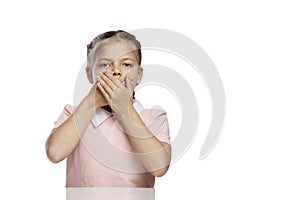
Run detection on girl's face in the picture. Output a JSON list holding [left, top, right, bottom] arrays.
[[92, 40, 142, 88]]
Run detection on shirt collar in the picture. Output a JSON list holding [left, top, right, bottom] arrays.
[[91, 99, 144, 128]]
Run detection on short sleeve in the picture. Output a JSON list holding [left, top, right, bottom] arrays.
[[146, 109, 171, 144], [53, 104, 74, 129]]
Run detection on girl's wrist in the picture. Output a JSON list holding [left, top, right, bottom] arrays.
[[82, 94, 97, 113], [117, 103, 135, 122]]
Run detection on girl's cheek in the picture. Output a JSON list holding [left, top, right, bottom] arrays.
[[93, 65, 111, 81], [92, 69, 103, 83]]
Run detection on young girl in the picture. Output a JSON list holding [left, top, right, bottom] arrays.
[[46, 30, 171, 192]]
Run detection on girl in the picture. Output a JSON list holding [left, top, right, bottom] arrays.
[[46, 30, 171, 191]]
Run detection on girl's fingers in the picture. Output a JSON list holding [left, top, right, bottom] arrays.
[[97, 77, 112, 96], [103, 72, 120, 86], [125, 73, 133, 91], [98, 74, 116, 91], [119, 73, 127, 83], [97, 82, 111, 103]]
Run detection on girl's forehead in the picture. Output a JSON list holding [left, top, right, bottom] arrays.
[[95, 40, 138, 61]]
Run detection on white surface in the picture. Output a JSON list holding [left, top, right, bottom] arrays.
[[0, 0, 299, 199]]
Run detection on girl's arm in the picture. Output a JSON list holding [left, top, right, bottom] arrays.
[[46, 84, 106, 163], [118, 105, 171, 177]]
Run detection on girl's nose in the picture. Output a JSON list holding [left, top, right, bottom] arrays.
[[111, 64, 122, 77]]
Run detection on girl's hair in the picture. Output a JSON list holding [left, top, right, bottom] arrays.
[[87, 30, 142, 67]]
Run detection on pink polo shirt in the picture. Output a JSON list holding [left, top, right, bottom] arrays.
[[53, 100, 170, 188]]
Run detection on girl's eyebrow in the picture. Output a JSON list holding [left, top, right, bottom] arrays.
[[96, 58, 112, 62], [119, 58, 135, 61], [96, 57, 135, 63]]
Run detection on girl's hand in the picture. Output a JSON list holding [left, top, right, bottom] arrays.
[[87, 83, 108, 110], [97, 71, 133, 116]]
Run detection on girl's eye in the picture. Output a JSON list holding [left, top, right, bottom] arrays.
[[122, 63, 132, 67], [100, 63, 110, 68]]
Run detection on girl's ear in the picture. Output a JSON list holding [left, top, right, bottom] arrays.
[[86, 66, 94, 84], [137, 66, 143, 85]]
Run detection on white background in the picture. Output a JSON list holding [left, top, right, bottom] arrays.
[[1, 0, 299, 199]]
